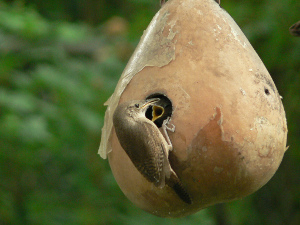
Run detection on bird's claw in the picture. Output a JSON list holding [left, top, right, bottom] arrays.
[[163, 117, 175, 132], [162, 117, 175, 151]]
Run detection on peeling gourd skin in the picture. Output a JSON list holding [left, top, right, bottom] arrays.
[[103, 0, 288, 217]]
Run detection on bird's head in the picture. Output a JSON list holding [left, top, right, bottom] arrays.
[[120, 98, 165, 122]]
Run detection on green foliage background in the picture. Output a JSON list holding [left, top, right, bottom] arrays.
[[0, 0, 299, 224]]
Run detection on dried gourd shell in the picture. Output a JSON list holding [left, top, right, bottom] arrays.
[[99, 0, 287, 217]]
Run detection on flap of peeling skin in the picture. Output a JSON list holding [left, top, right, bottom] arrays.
[[98, 8, 177, 159]]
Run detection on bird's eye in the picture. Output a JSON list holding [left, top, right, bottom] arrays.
[[134, 103, 140, 108]]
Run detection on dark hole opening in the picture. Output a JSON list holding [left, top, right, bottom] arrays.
[[145, 93, 173, 128], [145, 106, 153, 121]]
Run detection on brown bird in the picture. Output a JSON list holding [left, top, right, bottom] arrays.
[[113, 98, 192, 204]]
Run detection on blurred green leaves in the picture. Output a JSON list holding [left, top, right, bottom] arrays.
[[0, 5, 49, 39], [0, 2, 128, 224]]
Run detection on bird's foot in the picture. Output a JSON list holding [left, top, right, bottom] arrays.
[[162, 117, 175, 150], [163, 117, 175, 132]]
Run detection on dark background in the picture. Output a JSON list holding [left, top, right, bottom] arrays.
[[0, 0, 299, 224]]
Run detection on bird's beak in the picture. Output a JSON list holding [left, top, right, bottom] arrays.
[[152, 105, 164, 122], [141, 98, 160, 109]]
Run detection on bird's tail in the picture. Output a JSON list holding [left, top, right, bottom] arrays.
[[166, 172, 192, 204]]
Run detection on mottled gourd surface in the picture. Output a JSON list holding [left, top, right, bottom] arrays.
[[100, 0, 288, 218]]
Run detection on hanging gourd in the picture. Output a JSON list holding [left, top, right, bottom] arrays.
[[99, 0, 288, 217]]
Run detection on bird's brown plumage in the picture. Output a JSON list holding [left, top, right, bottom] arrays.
[[113, 99, 192, 204]]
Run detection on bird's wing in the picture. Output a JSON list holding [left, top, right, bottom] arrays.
[[125, 120, 169, 188]]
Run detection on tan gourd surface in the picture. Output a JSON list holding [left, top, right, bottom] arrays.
[[103, 0, 287, 217]]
